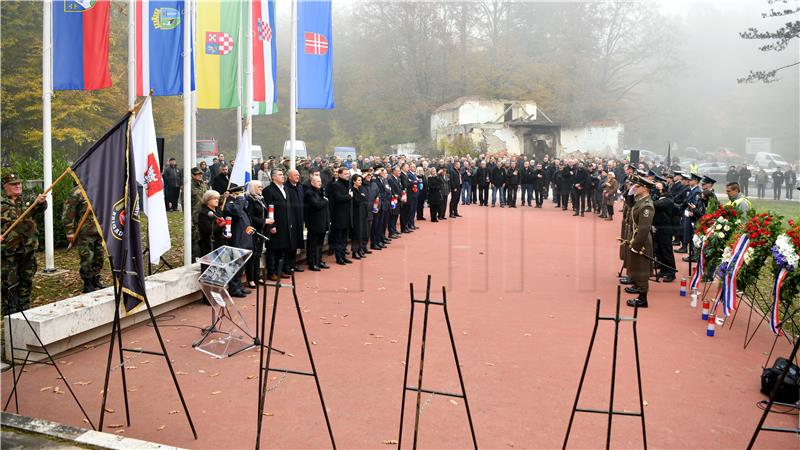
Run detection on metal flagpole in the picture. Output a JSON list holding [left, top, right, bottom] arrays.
[[191, 3, 198, 165], [42, 0, 55, 273], [128, 0, 136, 108], [245, 0, 253, 148], [182, 0, 193, 266], [236, 3, 243, 152], [289, 0, 297, 170]]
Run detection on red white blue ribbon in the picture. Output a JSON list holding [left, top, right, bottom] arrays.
[[723, 235, 750, 317], [770, 268, 790, 336], [690, 232, 711, 290]]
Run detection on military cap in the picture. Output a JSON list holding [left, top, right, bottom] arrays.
[[701, 175, 716, 185], [634, 176, 656, 189], [672, 171, 684, 178], [1, 169, 21, 185], [637, 169, 648, 177], [647, 169, 657, 178], [653, 174, 667, 183], [228, 184, 245, 194], [690, 173, 702, 182], [191, 167, 203, 175]]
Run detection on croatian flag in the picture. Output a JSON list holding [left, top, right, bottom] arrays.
[[297, 0, 334, 109], [135, 0, 195, 96], [252, 0, 277, 115], [53, 0, 112, 90]]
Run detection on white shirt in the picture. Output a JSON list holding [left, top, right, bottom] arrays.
[[275, 183, 287, 199]]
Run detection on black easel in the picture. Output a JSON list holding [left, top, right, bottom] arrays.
[[2, 284, 95, 429], [397, 275, 477, 449], [563, 286, 647, 450], [97, 253, 197, 439], [746, 336, 800, 449], [255, 273, 335, 450]]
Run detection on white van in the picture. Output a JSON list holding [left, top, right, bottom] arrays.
[[251, 145, 263, 163], [751, 152, 789, 170], [283, 140, 308, 159]]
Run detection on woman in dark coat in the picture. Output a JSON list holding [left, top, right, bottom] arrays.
[[197, 190, 226, 259], [304, 175, 330, 271], [427, 168, 443, 222], [245, 181, 273, 287], [350, 174, 368, 260], [222, 185, 255, 297]]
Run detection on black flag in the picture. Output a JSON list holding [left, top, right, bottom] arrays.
[[69, 113, 146, 313]]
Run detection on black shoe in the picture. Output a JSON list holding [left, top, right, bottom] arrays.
[[82, 278, 97, 294], [675, 246, 688, 254], [682, 256, 698, 262], [231, 290, 247, 298], [572, 212, 579, 216], [662, 275, 676, 282], [309, 266, 321, 271], [455, 214, 463, 217], [320, 262, 330, 269], [431, 219, 439, 222], [343, 258, 353, 264], [418, 217, 426, 221], [364, 249, 373, 254], [625, 286, 643, 294], [336, 259, 347, 266], [672, 240, 682, 246], [91, 275, 106, 289], [440, 217, 447, 220], [626, 298, 648, 308], [293, 266, 305, 273], [370, 245, 383, 251], [619, 277, 635, 285], [352, 253, 362, 260], [241, 288, 252, 294]]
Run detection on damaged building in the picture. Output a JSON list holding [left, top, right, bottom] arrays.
[[431, 97, 624, 159]]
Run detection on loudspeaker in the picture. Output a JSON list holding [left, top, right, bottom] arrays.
[[629, 150, 640, 166], [156, 137, 165, 169]]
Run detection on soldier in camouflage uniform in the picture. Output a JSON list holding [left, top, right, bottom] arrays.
[[190, 167, 209, 261], [1, 170, 47, 313], [63, 184, 105, 293]]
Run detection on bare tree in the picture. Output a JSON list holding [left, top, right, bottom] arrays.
[[739, 0, 800, 83]]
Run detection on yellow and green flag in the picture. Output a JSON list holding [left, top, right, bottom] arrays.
[[196, 0, 242, 109]]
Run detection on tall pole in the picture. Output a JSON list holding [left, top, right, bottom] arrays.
[[128, 0, 136, 108], [42, 0, 55, 272], [245, 0, 253, 149], [289, 0, 297, 170], [182, 0, 193, 266], [236, 2, 243, 151], [191, 3, 198, 165]]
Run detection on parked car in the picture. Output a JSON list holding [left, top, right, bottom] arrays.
[[750, 152, 790, 170]]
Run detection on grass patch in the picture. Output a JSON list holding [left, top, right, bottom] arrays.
[[749, 199, 799, 225], [30, 211, 186, 308]]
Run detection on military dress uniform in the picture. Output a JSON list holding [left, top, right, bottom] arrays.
[[1, 171, 47, 313], [63, 185, 105, 293], [190, 169, 208, 261], [626, 184, 655, 308]]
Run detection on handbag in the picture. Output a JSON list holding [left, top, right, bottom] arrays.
[[761, 357, 799, 404]]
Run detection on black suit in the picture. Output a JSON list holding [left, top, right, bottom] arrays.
[[388, 175, 403, 235], [284, 182, 305, 271], [328, 178, 352, 261], [211, 172, 230, 195], [427, 175, 443, 222], [262, 183, 292, 277], [448, 168, 462, 216], [304, 186, 329, 268], [245, 194, 268, 284]]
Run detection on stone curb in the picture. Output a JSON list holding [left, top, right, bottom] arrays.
[[1, 412, 183, 450]]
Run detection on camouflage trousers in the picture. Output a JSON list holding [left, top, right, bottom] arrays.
[[76, 234, 104, 279], [1, 250, 36, 314]]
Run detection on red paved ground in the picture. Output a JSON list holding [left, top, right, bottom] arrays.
[[2, 202, 796, 449]]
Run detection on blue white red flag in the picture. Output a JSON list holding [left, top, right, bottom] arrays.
[[297, 0, 334, 109], [53, 0, 112, 90], [135, 0, 195, 96]]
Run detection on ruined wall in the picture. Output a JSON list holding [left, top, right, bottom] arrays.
[[560, 124, 624, 157]]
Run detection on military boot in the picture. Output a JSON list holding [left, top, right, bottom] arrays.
[[91, 275, 106, 289], [83, 278, 97, 294]]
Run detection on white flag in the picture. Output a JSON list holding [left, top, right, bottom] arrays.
[[131, 97, 171, 264], [230, 127, 252, 188]]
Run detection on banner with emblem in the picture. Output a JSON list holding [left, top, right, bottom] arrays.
[[135, 0, 195, 96], [195, 0, 241, 109], [251, 0, 277, 115], [53, 0, 112, 90], [69, 113, 146, 313], [297, 0, 334, 109]]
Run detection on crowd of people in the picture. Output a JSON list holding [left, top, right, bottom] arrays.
[[724, 163, 797, 200], [185, 151, 772, 305]]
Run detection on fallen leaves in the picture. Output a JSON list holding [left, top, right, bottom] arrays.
[[168, 410, 179, 415], [104, 408, 115, 413], [40, 386, 53, 392], [211, 391, 222, 395], [246, 375, 257, 380], [157, 425, 166, 431], [107, 424, 124, 429], [449, 399, 458, 405], [382, 440, 398, 445], [485, 362, 495, 366], [262, 412, 274, 416]]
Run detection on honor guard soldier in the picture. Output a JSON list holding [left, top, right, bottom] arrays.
[[618, 165, 636, 284], [624, 175, 656, 308], [190, 167, 208, 261], [63, 184, 105, 293], [1, 170, 47, 313]]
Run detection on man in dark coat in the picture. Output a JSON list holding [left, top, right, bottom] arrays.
[[162, 158, 182, 211], [209, 154, 227, 179], [284, 169, 305, 273], [738, 164, 752, 196], [772, 168, 785, 200], [328, 168, 353, 264], [362, 170, 380, 252], [211, 164, 231, 194], [505, 161, 520, 208], [448, 161, 462, 217], [533, 162, 546, 208], [377, 168, 392, 244], [560, 161, 575, 211], [476, 160, 490, 206], [416, 166, 428, 219], [262, 169, 294, 280], [427, 168, 443, 222], [387, 166, 403, 237], [399, 164, 412, 233], [304, 174, 330, 271], [405, 165, 419, 230], [222, 185, 255, 296], [571, 161, 589, 216], [490, 161, 505, 207]]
